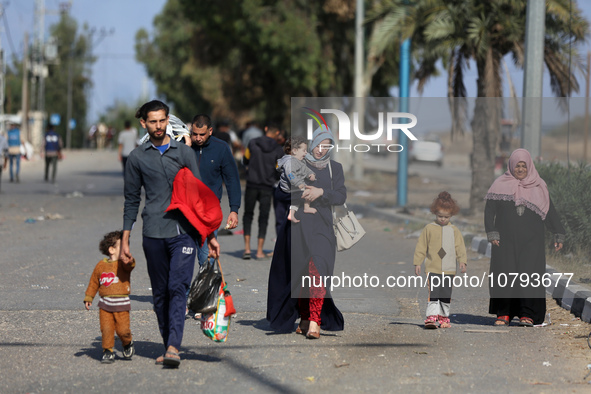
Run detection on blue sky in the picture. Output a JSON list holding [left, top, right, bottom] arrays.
[[5, 0, 165, 124], [4, 0, 591, 124]]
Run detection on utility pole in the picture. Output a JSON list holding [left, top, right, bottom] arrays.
[[36, 0, 45, 112], [61, 2, 74, 149], [21, 33, 30, 141], [521, 0, 545, 160], [0, 3, 5, 135], [398, 38, 410, 207], [397, 0, 411, 208], [353, 0, 364, 180], [584, 51, 590, 162]]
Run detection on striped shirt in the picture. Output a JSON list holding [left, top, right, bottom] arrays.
[[98, 296, 131, 312]]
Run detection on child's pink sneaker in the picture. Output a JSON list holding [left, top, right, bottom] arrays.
[[438, 315, 451, 328], [424, 315, 439, 329]]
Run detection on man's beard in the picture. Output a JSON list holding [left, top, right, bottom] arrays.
[[150, 129, 166, 141]]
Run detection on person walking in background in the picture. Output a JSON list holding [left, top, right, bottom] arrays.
[[44, 124, 63, 183], [413, 191, 467, 329], [211, 121, 231, 147], [186, 114, 241, 318], [118, 120, 138, 176], [7, 122, 22, 183], [214, 121, 242, 155], [119, 100, 220, 367], [0, 131, 8, 191], [96, 123, 108, 150], [106, 126, 115, 150], [87, 124, 97, 149], [242, 122, 283, 260], [240, 120, 263, 151], [190, 114, 241, 247], [485, 149, 565, 327], [84, 230, 135, 364]]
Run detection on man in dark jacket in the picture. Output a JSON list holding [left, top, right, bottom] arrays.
[[242, 123, 283, 260], [44, 124, 63, 183], [190, 114, 241, 267]]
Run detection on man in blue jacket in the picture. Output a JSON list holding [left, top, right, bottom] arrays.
[[6, 122, 22, 183], [190, 114, 241, 267]]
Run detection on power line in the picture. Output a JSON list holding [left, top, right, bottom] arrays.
[[2, 7, 16, 58]]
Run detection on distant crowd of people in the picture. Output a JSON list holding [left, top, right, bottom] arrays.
[[0, 121, 63, 189]]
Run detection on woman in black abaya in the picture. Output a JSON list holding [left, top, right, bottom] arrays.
[[485, 149, 565, 327], [266, 126, 346, 339]]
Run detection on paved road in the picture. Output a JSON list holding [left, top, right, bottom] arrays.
[[0, 150, 588, 393]]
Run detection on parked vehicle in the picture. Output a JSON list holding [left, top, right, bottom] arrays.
[[409, 135, 443, 166]]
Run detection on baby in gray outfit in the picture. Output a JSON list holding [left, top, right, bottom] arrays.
[[277, 137, 316, 223]]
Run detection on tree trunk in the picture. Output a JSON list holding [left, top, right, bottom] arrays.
[[470, 50, 502, 215]]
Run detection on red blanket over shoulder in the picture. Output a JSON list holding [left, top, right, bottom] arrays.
[[165, 167, 223, 246]]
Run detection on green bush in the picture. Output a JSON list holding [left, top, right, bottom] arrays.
[[537, 162, 591, 256]]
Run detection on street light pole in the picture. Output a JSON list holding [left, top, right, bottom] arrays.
[[66, 49, 73, 149], [21, 33, 29, 141], [0, 4, 5, 135], [353, 0, 365, 180], [521, 0, 545, 159]]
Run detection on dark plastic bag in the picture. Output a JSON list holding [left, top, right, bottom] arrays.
[[187, 260, 222, 314]]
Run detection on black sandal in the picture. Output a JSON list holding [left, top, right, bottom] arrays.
[[163, 350, 181, 367], [519, 317, 534, 327]]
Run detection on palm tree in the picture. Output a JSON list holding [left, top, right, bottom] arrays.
[[368, 0, 588, 213]]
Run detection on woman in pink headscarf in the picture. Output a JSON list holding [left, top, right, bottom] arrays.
[[485, 149, 565, 327]]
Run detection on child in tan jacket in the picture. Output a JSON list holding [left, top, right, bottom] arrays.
[[84, 230, 135, 363], [414, 192, 467, 329]]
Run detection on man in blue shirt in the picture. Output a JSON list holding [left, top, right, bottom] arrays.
[[119, 100, 220, 368], [190, 114, 241, 265], [6, 122, 22, 183]]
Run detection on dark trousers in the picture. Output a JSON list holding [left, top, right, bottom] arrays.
[[427, 273, 453, 303], [243, 187, 273, 239], [122, 156, 128, 176], [45, 156, 58, 182], [142, 233, 197, 350]]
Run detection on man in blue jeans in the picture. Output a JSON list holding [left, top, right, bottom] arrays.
[[6, 122, 22, 183], [119, 100, 220, 367]]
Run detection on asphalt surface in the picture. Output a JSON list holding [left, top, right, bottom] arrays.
[[0, 150, 590, 393]]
